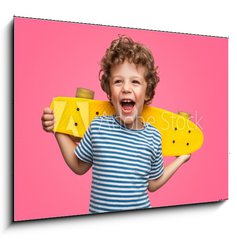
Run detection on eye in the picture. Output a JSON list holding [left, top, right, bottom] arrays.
[[114, 79, 122, 85], [132, 80, 141, 84]]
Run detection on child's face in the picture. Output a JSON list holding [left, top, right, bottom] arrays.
[[109, 60, 148, 129]]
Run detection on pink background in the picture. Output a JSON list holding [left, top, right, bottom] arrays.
[[14, 17, 228, 221]]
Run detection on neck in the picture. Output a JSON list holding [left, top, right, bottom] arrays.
[[116, 116, 144, 130]]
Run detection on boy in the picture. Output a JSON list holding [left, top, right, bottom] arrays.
[[41, 36, 191, 214]]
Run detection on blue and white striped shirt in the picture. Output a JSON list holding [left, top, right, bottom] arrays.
[[74, 115, 164, 214]]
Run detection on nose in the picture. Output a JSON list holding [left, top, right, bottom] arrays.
[[122, 81, 132, 93]]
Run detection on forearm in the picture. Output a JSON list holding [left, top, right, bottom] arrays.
[[55, 133, 90, 175], [148, 155, 190, 192]]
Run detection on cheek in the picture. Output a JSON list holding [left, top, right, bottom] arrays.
[[110, 88, 118, 98], [110, 89, 120, 105], [138, 86, 147, 98]]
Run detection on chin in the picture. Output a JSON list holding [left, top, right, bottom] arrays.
[[120, 115, 136, 126]]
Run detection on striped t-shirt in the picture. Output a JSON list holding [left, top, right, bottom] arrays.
[[74, 115, 164, 214]]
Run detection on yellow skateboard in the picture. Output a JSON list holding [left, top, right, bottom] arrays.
[[50, 88, 204, 156]]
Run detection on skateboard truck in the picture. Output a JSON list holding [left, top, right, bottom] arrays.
[[178, 111, 191, 119], [76, 88, 95, 99]]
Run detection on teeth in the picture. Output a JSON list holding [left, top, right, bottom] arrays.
[[121, 99, 133, 103], [120, 99, 135, 109]]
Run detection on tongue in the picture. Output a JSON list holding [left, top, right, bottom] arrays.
[[122, 103, 134, 111]]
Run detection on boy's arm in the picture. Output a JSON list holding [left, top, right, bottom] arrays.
[[55, 133, 92, 175], [42, 107, 91, 175], [148, 154, 191, 192]]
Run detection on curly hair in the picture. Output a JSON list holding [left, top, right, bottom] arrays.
[[99, 35, 159, 105]]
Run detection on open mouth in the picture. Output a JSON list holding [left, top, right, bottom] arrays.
[[120, 99, 135, 113]]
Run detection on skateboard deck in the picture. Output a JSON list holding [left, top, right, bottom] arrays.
[[50, 97, 204, 156]]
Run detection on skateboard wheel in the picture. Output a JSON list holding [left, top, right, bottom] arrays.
[[76, 88, 95, 99], [178, 111, 191, 119]]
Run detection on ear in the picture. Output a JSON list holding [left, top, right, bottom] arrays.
[[107, 94, 112, 102], [144, 94, 150, 102], [144, 94, 151, 105]]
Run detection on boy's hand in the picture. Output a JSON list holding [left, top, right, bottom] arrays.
[[41, 107, 55, 133], [176, 154, 191, 164]]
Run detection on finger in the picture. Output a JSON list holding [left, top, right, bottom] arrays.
[[44, 126, 54, 132], [41, 113, 54, 121], [42, 120, 55, 127], [43, 107, 53, 114]]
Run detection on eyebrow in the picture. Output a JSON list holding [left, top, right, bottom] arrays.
[[111, 75, 142, 79]]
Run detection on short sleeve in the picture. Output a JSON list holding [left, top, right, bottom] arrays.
[[148, 138, 164, 181], [74, 126, 93, 164]]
